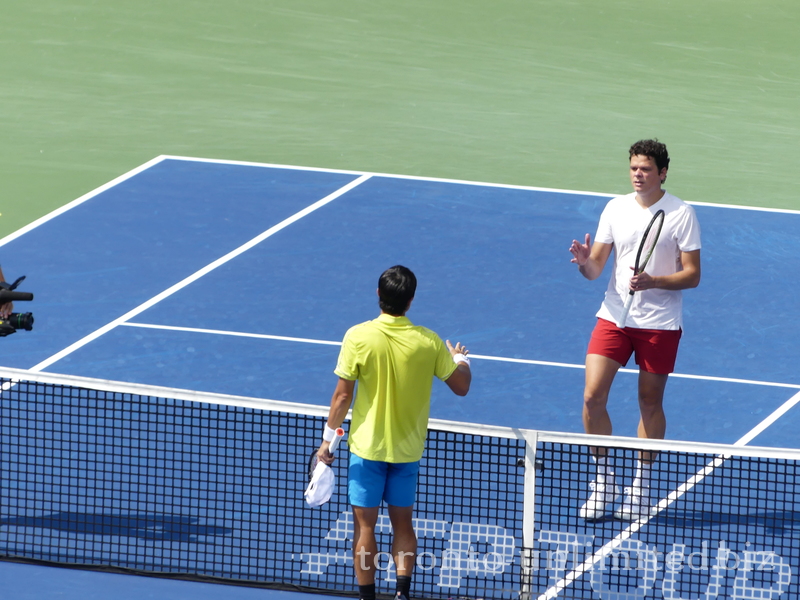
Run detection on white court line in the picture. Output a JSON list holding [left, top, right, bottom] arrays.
[[160, 155, 800, 214], [5, 152, 796, 249], [120, 322, 800, 391], [734, 389, 800, 446], [0, 156, 170, 248], [28, 174, 372, 372], [119, 322, 343, 346], [473, 354, 800, 390], [158, 155, 615, 199], [0, 154, 608, 250]]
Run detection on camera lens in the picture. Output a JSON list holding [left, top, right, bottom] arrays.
[[10, 312, 34, 331]]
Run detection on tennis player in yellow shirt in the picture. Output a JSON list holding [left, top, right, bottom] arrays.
[[316, 265, 472, 600]]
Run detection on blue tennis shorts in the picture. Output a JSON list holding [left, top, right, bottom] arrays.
[[348, 454, 420, 508]]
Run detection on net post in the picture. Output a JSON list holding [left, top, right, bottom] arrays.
[[520, 428, 540, 600]]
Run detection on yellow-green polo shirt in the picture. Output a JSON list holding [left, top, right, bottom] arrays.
[[334, 313, 458, 463]]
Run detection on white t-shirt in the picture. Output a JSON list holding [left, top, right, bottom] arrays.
[[595, 191, 701, 330]]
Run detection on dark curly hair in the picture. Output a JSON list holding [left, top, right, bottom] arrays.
[[378, 265, 417, 316], [629, 139, 670, 174]]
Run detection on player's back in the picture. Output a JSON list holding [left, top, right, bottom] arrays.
[[339, 314, 450, 462]]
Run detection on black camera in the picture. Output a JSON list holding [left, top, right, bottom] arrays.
[[0, 275, 34, 337], [0, 312, 34, 336]]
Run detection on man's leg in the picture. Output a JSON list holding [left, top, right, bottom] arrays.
[[388, 504, 416, 598], [580, 354, 623, 519], [614, 370, 669, 520], [352, 506, 380, 589], [636, 370, 669, 489], [637, 370, 669, 448], [583, 353, 622, 448]]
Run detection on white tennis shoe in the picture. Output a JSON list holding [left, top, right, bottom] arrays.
[[579, 481, 621, 520], [613, 486, 653, 521]]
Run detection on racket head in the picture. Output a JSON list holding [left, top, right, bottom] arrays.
[[634, 209, 665, 273], [307, 449, 320, 482]]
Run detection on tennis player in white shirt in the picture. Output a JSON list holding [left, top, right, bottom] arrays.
[[569, 139, 702, 520]]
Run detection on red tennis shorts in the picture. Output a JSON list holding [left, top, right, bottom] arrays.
[[587, 318, 682, 374]]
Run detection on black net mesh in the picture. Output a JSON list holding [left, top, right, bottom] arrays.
[[0, 375, 526, 598], [3, 372, 799, 599], [531, 440, 800, 600]]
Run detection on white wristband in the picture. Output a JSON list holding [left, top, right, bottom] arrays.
[[453, 353, 470, 366], [322, 424, 337, 442]]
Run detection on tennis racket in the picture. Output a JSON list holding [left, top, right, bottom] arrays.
[[306, 427, 344, 481], [616, 209, 665, 329], [304, 427, 345, 507]]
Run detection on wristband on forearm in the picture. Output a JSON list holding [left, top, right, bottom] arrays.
[[322, 424, 337, 442], [453, 353, 470, 367]]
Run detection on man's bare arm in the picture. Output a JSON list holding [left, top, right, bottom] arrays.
[[444, 340, 471, 396], [326, 377, 355, 430], [317, 378, 355, 464], [631, 249, 701, 291]]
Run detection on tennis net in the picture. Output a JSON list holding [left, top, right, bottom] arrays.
[[1, 367, 799, 600], [0, 367, 527, 598], [530, 432, 800, 600]]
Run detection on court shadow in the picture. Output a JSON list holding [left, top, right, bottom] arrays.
[[0, 512, 234, 542], [651, 509, 800, 536]]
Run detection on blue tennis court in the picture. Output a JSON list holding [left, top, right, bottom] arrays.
[[2, 156, 800, 598], [3, 156, 800, 444], [1, 560, 329, 600]]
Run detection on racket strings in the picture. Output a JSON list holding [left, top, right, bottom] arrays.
[[636, 211, 665, 272], [308, 450, 320, 481]]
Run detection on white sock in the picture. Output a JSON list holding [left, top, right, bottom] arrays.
[[594, 455, 615, 486], [632, 460, 652, 491]]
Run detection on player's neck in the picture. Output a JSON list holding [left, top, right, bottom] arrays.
[[635, 188, 666, 208]]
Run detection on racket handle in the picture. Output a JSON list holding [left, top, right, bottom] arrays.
[[328, 428, 345, 455], [616, 291, 635, 329]]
